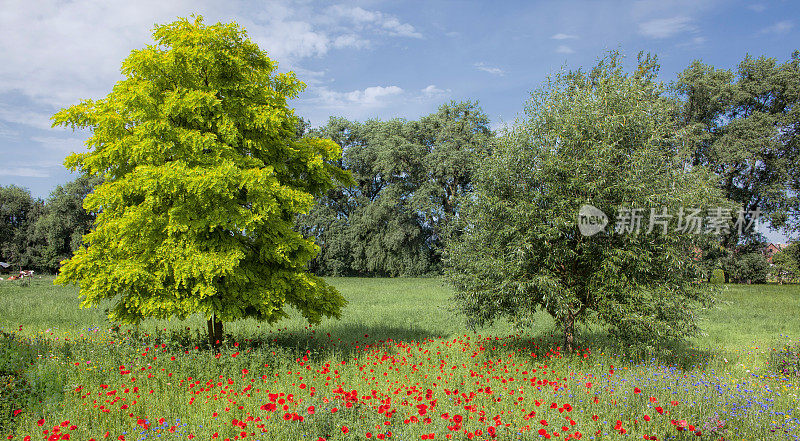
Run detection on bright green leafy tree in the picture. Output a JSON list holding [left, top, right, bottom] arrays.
[[52, 16, 350, 350], [447, 52, 723, 353]]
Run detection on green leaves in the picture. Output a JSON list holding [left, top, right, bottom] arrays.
[[674, 50, 800, 237], [297, 102, 493, 277], [447, 51, 719, 351], [52, 16, 348, 330]]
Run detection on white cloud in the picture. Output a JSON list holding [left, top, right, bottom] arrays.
[[314, 85, 404, 109], [0, 167, 50, 178], [551, 33, 578, 40], [299, 83, 457, 125], [760, 20, 793, 34], [291, 67, 329, 87], [638, 16, 693, 38], [381, 17, 422, 38], [474, 62, 505, 76], [327, 5, 422, 38], [555, 45, 575, 54], [0, 0, 197, 108], [0, 106, 56, 131], [747, 3, 766, 12], [0, 0, 422, 117], [420, 85, 450, 99], [421, 85, 445, 95], [332, 34, 370, 50]]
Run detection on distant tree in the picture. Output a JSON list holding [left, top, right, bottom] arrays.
[[675, 51, 800, 245], [297, 117, 361, 276], [0, 185, 42, 270], [412, 101, 494, 265], [299, 102, 493, 276], [694, 236, 728, 282], [52, 16, 350, 351], [28, 175, 102, 273], [721, 252, 769, 284], [345, 119, 433, 276], [447, 52, 723, 353]]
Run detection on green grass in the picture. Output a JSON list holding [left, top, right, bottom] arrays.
[[699, 284, 800, 348], [0, 276, 798, 440], [0, 277, 533, 350]]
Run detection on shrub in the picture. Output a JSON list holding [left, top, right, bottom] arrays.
[[722, 252, 769, 284], [710, 268, 725, 284]]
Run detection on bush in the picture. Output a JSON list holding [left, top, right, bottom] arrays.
[[722, 253, 769, 284], [710, 268, 725, 284]]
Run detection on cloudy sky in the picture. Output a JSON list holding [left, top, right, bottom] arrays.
[[0, 0, 798, 239]]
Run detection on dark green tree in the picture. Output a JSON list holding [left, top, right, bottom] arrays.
[[0, 185, 42, 270], [411, 101, 494, 266], [28, 175, 102, 273], [447, 52, 723, 353], [298, 102, 493, 277], [675, 51, 800, 244], [721, 252, 769, 284]]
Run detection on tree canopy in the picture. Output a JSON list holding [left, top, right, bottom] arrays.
[[0, 185, 42, 270], [297, 101, 493, 276], [52, 16, 350, 350], [675, 51, 800, 241], [27, 175, 101, 273], [446, 52, 724, 352]]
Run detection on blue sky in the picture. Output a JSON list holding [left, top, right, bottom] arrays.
[[1, 0, 798, 241]]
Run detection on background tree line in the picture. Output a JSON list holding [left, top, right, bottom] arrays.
[[1, 51, 798, 280], [677, 50, 800, 283], [295, 101, 493, 276], [1, 175, 100, 273]]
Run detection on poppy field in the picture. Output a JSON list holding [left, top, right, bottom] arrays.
[[1, 278, 798, 440]]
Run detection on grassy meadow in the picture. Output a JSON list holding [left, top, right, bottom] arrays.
[[0, 277, 798, 440]]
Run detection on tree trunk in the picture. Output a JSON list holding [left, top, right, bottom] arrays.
[[207, 315, 224, 353], [207, 317, 214, 349], [214, 317, 223, 348], [563, 310, 576, 353]]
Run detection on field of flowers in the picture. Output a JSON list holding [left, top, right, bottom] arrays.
[[0, 278, 798, 440]]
